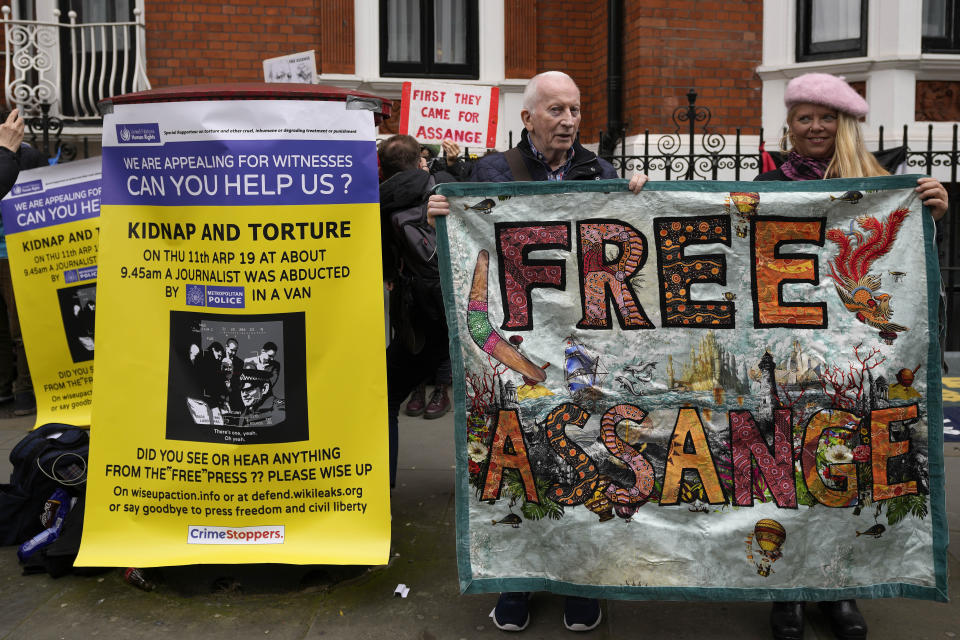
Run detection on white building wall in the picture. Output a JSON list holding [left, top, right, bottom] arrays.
[[320, 0, 521, 151]]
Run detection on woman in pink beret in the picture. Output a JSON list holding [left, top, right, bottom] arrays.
[[758, 72, 947, 640], [757, 72, 948, 220]]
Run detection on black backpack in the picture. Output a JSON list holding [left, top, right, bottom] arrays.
[[0, 424, 88, 546], [388, 177, 448, 345], [389, 175, 440, 285]]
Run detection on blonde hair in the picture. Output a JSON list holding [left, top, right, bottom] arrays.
[[781, 108, 888, 179]]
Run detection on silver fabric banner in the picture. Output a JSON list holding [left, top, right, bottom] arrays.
[[437, 177, 947, 602]]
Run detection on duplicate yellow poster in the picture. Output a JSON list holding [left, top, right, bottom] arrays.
[[75, 99, 389, 566], [0, 158, 101, 427]]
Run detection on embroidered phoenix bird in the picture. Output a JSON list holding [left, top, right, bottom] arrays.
[[826, 208, 909, 343]]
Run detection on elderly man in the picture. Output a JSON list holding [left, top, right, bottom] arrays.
[[427, 71, 646, 633], [428, 71, 645, 227]]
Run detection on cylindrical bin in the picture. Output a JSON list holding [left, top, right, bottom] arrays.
[[75, 83, 394, 569]]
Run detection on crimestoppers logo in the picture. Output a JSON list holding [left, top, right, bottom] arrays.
[[187, 525, 285, 545], [185, 284, 245, 309], [115, 123, 160, 144]]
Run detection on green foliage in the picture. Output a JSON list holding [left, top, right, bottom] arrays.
[[794, 467, 816, 507], [503, 469, 564, 521], [884, 494, 928, 526], [521, 493, 564, 521]]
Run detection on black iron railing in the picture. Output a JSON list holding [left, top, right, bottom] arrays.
[[596, 89, 960, 184], [25, 103, 88, 162]]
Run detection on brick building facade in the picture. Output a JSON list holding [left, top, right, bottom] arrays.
[[138, 1, 768, 141], [135, 1, 957, 148], [1, 1, 957, 154]]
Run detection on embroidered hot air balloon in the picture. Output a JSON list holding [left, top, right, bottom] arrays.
[[729, 192, 760, 215], [754, 518, 786, 560], [749, 518, 787, 577]]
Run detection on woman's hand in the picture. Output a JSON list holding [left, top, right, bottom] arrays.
[[916, 177, 949, 221], [0, 109, 23, 153], [427, 194, 450, 229], [441, 139, 461, 166], [629, 173, 649, 194]]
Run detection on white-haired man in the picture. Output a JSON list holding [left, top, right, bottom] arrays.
[[427, 71, 646, 633], [428, 70, 645, 225]]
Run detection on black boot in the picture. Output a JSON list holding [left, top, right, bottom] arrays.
[[770, 601, 804, 640], [819, 599, 867, 640]]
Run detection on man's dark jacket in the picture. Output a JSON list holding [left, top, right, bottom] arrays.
[[469, 129, 617, 182]]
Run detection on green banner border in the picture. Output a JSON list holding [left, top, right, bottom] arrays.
[[436, 175, 948, 602]]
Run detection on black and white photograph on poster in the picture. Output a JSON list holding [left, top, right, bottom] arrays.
[[56, 283, 96, 363], [165, 311, 307, 445]]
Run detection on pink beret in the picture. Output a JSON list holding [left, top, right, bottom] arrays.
[[784, 73, 868, 118]]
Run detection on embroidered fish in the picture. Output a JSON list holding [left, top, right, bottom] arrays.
[[624, 361, 657, 382], [616, 375, 643, 395], [856, 524, 886, 538], [830, 191, 864, 204], [464, 198, 497, 213], [492, 513, 522, 528]]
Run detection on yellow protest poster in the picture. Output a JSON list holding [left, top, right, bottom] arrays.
[[0, 158, 101, 427], [76, 95, 389, 566]]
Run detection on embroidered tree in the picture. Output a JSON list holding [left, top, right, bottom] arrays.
[[465, 356, 508, 415], [817, 342, 886, 411], [777, 383, 808, 409]]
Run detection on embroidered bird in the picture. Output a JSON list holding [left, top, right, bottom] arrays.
[[827, 209, 909, 343]]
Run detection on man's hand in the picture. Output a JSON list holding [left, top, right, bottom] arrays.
[[427, 194, 450, 229], [0, 108, 24, 153], [628, 173, 648, 194], [916, 177, 949, 221], [441, 139, 461, 166]]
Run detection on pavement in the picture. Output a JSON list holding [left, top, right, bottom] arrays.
[[0, 376, 958, 640]]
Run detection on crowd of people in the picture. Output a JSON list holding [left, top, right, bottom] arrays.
[[378, 70, 949, 640]]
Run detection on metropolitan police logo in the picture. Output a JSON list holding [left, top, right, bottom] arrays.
[[185, 284, 206, 306]]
